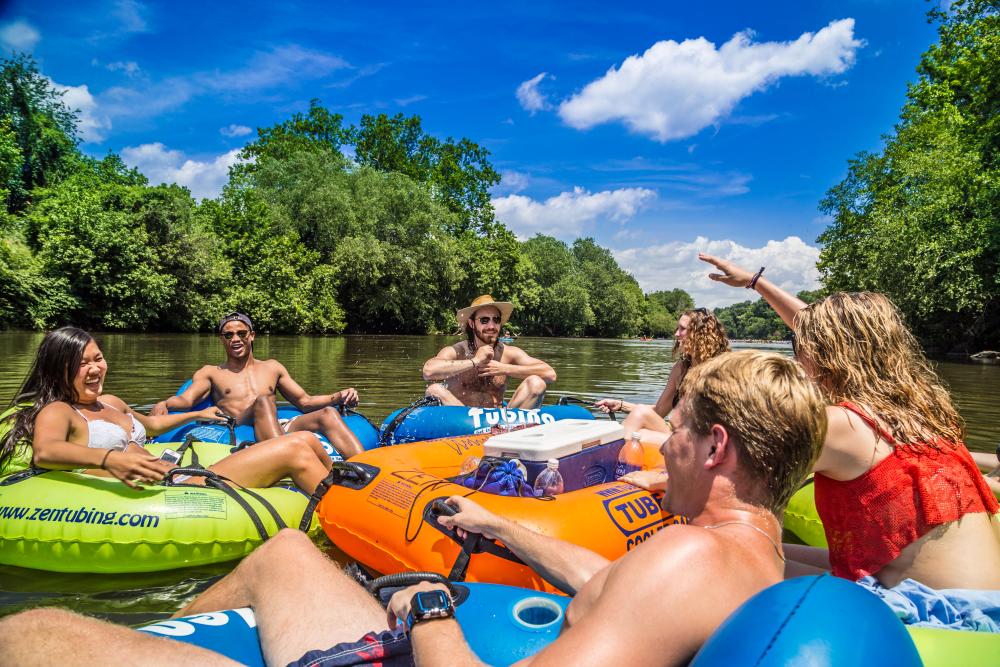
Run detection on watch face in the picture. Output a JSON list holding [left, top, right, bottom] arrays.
[[414, 590, 451, 615]]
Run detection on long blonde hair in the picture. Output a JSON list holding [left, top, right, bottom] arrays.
[[675, 309, 730, 366], [794, 292, 963, 446]]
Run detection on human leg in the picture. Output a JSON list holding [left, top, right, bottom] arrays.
[[251, 394, 283, 441], [177, 530, 389, 666], [621, 404, 671, 441], [209, 432, 332, 491], [288, 407, 364, 459], [0, 608, 239, 667], [425, 382, 466, 406], [507, 375, 547, 409], [782, 543, 831, 580]]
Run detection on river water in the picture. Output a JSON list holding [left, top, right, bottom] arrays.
[[1, 332, 998, 623]]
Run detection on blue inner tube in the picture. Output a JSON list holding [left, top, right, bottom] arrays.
[[691, 574, 922, 666], [379, 404, 593, 445], [152, 381, 380, 457], [137, 582, 570, 667]]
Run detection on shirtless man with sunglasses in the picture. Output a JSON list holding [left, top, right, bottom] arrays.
[[423, 295, 556, 408], [151, 312, 364, 458]]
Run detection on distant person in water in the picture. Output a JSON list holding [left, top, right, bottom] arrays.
[[423, 295, 556, 409], [151, 312, 364, 458]]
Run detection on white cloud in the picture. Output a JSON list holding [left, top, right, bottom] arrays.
[[497, 170, 531, 194], [0, 19, 40, 51], [106, 60, 141, 76], [113, 0, 149, 33], [559, 18, 862, 142], [50, 80, 111, 143], [516, 72, 551, 114], [615, 236, 821, 307], [204, 45, 349, 92], [220, 124, 252, 137], [493, 186, 656, 238], [121, 143, 241, 200]]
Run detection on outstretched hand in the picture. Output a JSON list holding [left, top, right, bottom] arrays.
[[194, 406, 227, 423], [698, 253, 754, 288], [594, 399, 624, 414]]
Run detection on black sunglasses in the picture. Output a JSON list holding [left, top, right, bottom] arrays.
[[691, 307, 709, 315], [222, 330, 251, 341], [478, 316, 502, 325]]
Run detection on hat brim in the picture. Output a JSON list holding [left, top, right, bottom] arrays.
[[456, 301, 513, 328]]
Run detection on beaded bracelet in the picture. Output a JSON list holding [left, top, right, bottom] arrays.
[[747, 267, 765, 290]]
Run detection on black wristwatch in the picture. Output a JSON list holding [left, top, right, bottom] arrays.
[[406, 589, 454, 632]]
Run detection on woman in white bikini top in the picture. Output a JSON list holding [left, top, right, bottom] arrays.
[[1, 327, 335, 493], [73, 401, 147, 450]]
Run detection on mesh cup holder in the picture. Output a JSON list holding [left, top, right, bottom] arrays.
[[512, 597, 564, 630]]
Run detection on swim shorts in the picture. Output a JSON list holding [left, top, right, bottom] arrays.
[[288, 630, 413, 667], [857, 575, 1000, 632], [279, 415, 300, 433]]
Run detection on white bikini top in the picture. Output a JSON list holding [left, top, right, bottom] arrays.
[[74, 401, 147, 450]]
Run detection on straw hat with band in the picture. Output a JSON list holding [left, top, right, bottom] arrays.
[[456, 295, 513, 328]]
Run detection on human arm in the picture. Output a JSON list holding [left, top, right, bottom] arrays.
[[422, 346, 487, 381], [101, 395, 225, 437], [971, 450, 1000, 475], [272, 362, 359, 411], [437, 496, 608, 594], [698, 253, 807, 329], [30, 403, 172, 488], [651, 359, 687, 418], [385, 583, 485, 667], [150, 368, 213, 415], [594, 398, 633, 414], [477, 346, 556, 383], [619, 469, 669, 492]]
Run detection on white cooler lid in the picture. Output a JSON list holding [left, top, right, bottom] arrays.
[[484, 419, 625, 461]]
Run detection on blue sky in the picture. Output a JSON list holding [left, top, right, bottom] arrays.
[[0, 1, 939, 306]]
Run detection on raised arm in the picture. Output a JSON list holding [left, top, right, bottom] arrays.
[[478, 346, 556, 383], [438, 496, 608, 594], [698, 253, 807, 329], [150, 367, 213, 415]]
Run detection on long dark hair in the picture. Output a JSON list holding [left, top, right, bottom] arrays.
[[0, 327, 95, 470]]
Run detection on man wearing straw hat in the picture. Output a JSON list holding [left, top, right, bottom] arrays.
[[422, 295, 556, 409]]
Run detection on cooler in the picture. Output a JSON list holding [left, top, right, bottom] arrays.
[[483, 419, 626, 491]]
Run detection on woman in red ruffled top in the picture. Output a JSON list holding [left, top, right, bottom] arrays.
[[699, 254, 1000, 599]]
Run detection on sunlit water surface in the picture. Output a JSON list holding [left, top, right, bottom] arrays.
[[1, 332, 997, 622]]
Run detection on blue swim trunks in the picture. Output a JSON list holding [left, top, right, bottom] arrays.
[[857, 576, 1000, 632], [288, 630, 413, 667]]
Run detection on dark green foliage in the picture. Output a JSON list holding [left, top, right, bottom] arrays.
[[818, 1, 1000, 350], [0, 55, 79, 212]]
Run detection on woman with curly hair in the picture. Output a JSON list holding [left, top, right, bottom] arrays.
[[595, 308, 730, 443], [699, 254, 1000, 630]]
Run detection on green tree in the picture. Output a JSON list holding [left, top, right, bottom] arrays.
[[353, 112, 500, 233], [0, 54, 80, 212], [818, 1, 1000, 349]]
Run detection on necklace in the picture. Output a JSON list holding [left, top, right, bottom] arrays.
[[704, 520, 785, 562]]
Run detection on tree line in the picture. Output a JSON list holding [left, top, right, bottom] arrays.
[[0, 55, 695, 337], [3, 2, 996, 349]]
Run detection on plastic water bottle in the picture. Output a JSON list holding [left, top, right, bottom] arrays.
[[533, 458, 564, 496], [615, 433, 645, 480], [459, 455, 481, 476]]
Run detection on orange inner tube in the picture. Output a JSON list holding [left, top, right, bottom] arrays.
[[318, 433, 682, 592]]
